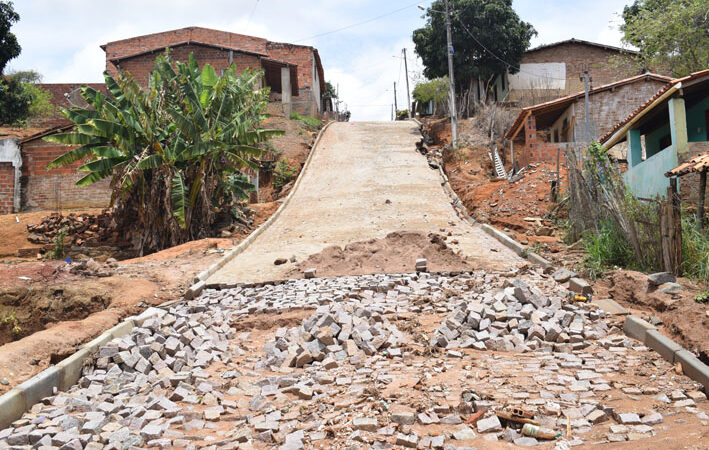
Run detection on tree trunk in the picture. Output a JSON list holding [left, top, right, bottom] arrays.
[[698, 168, 706, 231]]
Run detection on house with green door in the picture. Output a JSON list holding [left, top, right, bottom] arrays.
[[600, 69, 709, 201]]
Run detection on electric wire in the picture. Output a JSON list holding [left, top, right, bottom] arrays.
[[292, 1, 421, 43], [450, 12, 569, 82]]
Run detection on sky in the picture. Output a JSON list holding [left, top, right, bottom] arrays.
[[7, 0, 632, 121]]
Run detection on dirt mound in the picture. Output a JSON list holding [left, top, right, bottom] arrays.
[[595, 270, 709, 363], [286, 231, 470, 279]]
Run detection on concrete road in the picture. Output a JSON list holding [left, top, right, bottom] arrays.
[[208, 121, 521, 285]]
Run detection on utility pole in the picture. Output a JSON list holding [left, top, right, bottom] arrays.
[[402, 48, 412, 119], [444, 0, 458, 146], [581, 71, 592, 142], [393, 82, 398, 114]]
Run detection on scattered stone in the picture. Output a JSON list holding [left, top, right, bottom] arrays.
[[552, 268, 576, 283], [648, 272, 675, 286], [477, 415, 502, 433]]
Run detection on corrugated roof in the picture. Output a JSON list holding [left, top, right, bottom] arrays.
[[666, 151, 709, 177], [599, 68, 709, 145], [504, 72, 672, 140]]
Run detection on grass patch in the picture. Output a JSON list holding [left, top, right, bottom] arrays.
[[289, 112, 321, 131], [582, 219, 636, 279], [682, 215, 709, 282]]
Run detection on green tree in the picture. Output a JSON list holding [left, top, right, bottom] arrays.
[[324, 81, 338, 99], [0, 1, 20, 74], [413, 0, 535, 94], [0, 75, 29, 124], [0, 71, 55, 125], [46, 52, 283, 255], [413, 77, 449, 115], [8, 70, 54, 124], [621, 0, 709, 77]]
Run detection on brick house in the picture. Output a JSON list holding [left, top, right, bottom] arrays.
[[505, 73, 671, 167], [504, 38, 648, 105], [0, 27, 327, 214], [470, 38, 655, 106], [600, 69, 709, 200], [0, 125, 112, 214], [102, 27, 326, 116]]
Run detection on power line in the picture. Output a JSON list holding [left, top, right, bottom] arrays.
[[292, 1, 421, 43], [246, 0, 260, 25], [451, 13, 568, 82]]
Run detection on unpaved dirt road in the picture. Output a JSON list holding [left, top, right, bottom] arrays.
[[209, 121, 520, 285]]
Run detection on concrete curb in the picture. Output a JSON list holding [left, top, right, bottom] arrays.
[[188, 120, 335, 294], [623, 315, 656, 341], [0, 308, 165, 430], [413, 118, 551, 270], [623, 314, 709, 391]]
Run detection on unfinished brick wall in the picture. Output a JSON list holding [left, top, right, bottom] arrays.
[[102, 27, 324, 117], [517, 78, 669, 166], [266, 43, 318, 116], [114, 44, 261, 87], [521, 43, 646, 96], [515, 115, 582, 166], [20, 139, 111, 211], [572, 79, 668, 140], [0, 162, 15, 214]]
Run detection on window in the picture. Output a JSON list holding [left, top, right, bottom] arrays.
[[660, 134, 671, 149]]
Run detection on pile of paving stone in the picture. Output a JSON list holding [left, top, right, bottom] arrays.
[[0, 296, 236, 448], [430, 278, 610, 352], [257, 302, 406, 370], [4, 270, 707, 449]]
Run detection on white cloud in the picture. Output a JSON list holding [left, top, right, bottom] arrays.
[[7, 0, 633, 120]]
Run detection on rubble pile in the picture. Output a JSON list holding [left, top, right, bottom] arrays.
[[26, 211, 118, 247], [430, 278, 610, 352], [257, 303, 406, 370], [1, 271, 707, 449], [58, 257, 117, 277]]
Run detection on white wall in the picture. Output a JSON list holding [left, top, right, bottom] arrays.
[[508, 63, 566, 91], [0, 138, 22, 212]]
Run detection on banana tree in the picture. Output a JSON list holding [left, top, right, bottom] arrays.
[[46, 52, 283, 255]]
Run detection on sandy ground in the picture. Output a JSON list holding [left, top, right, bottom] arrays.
[[209, 121, 520, 285], [284, 231, 472, 279]]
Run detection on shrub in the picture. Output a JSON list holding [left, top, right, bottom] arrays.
[[681, 215, 709, 282], [289, 112, 321, 131], [0, 311, 21, 335], [273, 159, 297, 189], [49, 227, 67, 260], [582, 219, 635, 278]]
